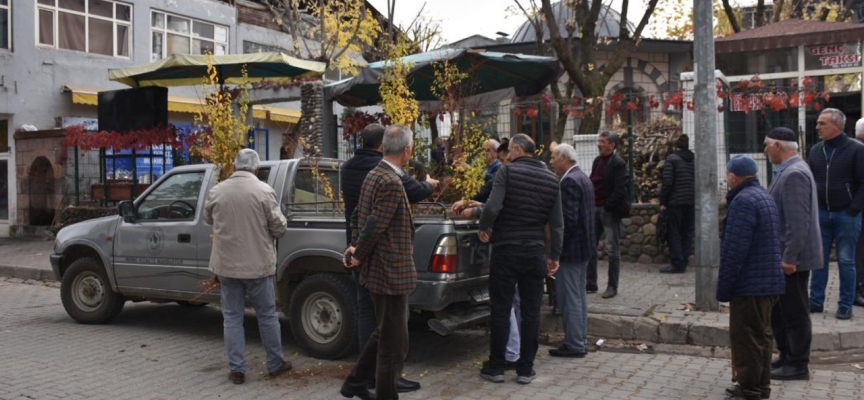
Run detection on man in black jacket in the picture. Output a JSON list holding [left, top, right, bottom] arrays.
[[587, 131, 631, 299], [808, 108, 864, 320], [340, 123, 437, 393], [659, 134, 695, 274]]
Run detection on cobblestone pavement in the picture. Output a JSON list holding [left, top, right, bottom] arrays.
[[1, 279, 862, 400]]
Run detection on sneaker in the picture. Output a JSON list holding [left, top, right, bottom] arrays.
[[229, 371, 245, 384], [479, 361, 505, 383], [771, 357, 786, 369], [836, 306, 853, 320], [770, 365, 810, 381], [725, 385, 769, 399], [516, 370, 536, 385], [601, 287, 617, 299]]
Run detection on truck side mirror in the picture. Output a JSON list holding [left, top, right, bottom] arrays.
[[118, 201, 136, 223]]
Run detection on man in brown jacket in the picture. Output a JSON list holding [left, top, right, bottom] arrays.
[[205, 149, 291, 384], [341, 125, 417, 400]]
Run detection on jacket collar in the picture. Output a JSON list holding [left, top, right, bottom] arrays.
[[726, 178, 761, 204], [230, 170, 257, 179], [561, 164, 579, 182], [354, 148, 383, 157]]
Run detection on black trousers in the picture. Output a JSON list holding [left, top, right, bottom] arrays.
[[342, 293, 409, 400], [730, 296, 778, 400], [665, 205, 695, 270], [771, 271, 812, 368], [487, 241, 546, 376], [856, 213, 864, 292]]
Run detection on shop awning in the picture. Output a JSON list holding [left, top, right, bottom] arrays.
[[63, 85, 300, 123]]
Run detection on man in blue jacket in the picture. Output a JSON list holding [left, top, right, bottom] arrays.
[[719, 155, 785, 400], [808, 108, 864, 320]]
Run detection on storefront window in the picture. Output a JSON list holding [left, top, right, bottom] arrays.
[[726, 78, 799, 155], [718, 47, 797, 76]]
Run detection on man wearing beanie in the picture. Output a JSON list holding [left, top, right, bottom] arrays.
[[659, 134, 695, 273], [808, 108, 864, 320], [763, 127, 822, 381], [718, 155, 785, 400]]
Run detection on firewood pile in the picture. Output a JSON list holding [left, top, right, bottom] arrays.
[[616, 117, 683, 203]]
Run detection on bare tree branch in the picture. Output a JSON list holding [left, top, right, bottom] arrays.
[[754, 0, 766, 28], [839, 0, 858, 22], [772, 0, 785, 23], [721, 0, 742, 33]]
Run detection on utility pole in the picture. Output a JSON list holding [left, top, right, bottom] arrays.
[[693, 0, 720, 311]]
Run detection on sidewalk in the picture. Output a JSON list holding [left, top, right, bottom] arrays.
[[3, 238, 862, 351]]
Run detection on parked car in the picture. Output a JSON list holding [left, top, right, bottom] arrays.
[[50, 159, 490, 359]]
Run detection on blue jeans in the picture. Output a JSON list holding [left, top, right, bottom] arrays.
[[505, 288, 521, 362], [556, 260, 589, 352], [219, 275, 284, 374], [811, 210, 861, 310]]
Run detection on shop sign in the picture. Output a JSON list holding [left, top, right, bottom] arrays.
[[805, 42, 862, 70]]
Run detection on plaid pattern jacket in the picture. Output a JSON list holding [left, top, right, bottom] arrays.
[[350, 161, 417, 295]]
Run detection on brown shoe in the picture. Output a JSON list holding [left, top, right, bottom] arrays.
[[229, 371, 245, 384], [269, 360, 293, 377]]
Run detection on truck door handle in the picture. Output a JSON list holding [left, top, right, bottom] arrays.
[[178, 234, 191, 243]]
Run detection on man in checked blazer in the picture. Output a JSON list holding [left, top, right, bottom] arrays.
[[763, 127, 822, 381], [340, 125, 417, 400]]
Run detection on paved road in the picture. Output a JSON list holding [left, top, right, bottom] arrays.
[[2, 279, 863, 399]]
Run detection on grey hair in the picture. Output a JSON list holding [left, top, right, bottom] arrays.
[[509, 133, 535, 155], [599, 130, 620, 148], [383, 125, 413, 156], [554, 143, 578, 163], [855, 118, 864, 137], [234, 148, 260, 172], [488, 139, 500, 151], [765, 137, 799, 152], [821, 108, 846, 129]]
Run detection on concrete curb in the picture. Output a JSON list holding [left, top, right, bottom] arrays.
[[540, 309, 864, 352], [0, 265, 56, 282]]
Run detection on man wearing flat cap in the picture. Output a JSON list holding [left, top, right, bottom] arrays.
[[718, 155, 785, 400], [763, 127, 822, 381], [808, 108, 864, 320]]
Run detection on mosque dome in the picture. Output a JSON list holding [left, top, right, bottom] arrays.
[[510, 1, 637, 43]]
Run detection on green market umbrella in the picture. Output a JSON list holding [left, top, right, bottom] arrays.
[[108, 52, 326, 87], [324, 48, 560, 107]]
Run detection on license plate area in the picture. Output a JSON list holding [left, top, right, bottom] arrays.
[[469, 287, 490, 304]]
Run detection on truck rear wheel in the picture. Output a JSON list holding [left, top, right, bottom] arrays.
[[60, 257, 125, 324], [289, 274, 358, 360]]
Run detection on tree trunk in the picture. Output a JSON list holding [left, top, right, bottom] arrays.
[[721, 0, 743, 33], [553, 103, 568, 143], [577, 111, 602, 136]]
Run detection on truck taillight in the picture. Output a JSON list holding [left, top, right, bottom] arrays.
[[429, 236, 457, 273]]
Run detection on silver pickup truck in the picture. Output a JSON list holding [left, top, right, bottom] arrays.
[[50, 158, 491, 359]]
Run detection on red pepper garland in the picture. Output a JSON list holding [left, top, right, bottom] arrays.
[[61, 125, 196, 166]]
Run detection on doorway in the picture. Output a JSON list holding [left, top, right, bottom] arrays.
[[29, 156, 55, 226]]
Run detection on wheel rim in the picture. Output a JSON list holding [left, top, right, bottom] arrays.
[[71, 272, 106, 312], [300, 291, 343, 345]]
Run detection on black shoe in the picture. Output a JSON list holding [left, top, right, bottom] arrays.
[[659, 266, 685, 274], [855, 294, 864, 308], [810, 304, 823, 313], [268, 360, 293, 377], [368, 378, 421, 393], [479, 361, 505, 383], [837, 306, 853, 320], [504, 360, 518, 371], [771, 357, 786, 369], [771, 365, 810, 381], [548, 345, 587, 358], [340, 387, 376, 400], [586, 283, 598, 293], [601, 287, 617, 299], [725, 385, 769, 399], [229, 371, 245, 385], [516, 370, 536, 385]]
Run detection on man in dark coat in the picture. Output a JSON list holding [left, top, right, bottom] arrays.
[[548, 143, 595, 358], [340, 123, 436, 394], [763, 127, 823, 381], [854, 118, 864, 308], [587, 131, 631, 299], [659, 134, 695, 274], [808, 108, 864, 320], [719, 155, 785, 400]]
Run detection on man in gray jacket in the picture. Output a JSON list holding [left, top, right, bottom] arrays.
[[205, 149, 291, 384], [763, 128, 823, 381]]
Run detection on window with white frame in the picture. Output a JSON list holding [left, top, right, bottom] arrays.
[[151, 11, 228, 61], [36, 0, 131, 57], [1, 0, 11, 50]]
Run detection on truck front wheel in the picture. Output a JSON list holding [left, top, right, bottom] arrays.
[[60, 257, 125, 324], [289, 274, 358, 360]]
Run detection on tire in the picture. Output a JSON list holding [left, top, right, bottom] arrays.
[[289, 274, 358, 360], [60, 257, 125, 324], [175, 301, 208, 307]]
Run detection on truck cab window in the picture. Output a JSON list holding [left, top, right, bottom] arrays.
[[291, 168, 341, 213], [137, 171, 205, 220]]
